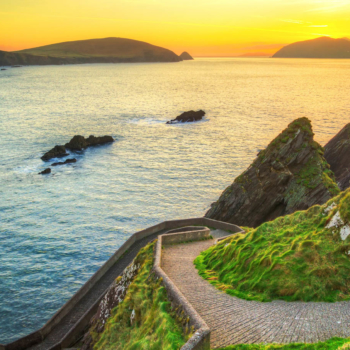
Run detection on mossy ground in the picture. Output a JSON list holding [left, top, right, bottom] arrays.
[[217, 338, 350, 350], [195, 190, 350, 302], [92, 241, 189, 350]]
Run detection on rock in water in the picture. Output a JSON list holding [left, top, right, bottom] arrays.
[[167, 110, 205, 124], [51, 158, 77, 166], [205, 118, 340, 227], [180, 51, 194, 60], [324, 123, 350, 190], [39, 168, 51, 175], [65, 135, 89, 151], [41, 145, 69, 161], [65, 135, 114, 150]]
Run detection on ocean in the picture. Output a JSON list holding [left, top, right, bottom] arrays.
[[1, 58, 349, 342]]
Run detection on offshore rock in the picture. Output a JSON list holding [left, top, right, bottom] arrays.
[[324, 123, 350, 190], [180, 51, 194, 60], [51, 158, 77, 166], [205, 118, 340, 227], [41, 145, 69, 161], [65, 135, 114, 151], [39, 168, 51, 175], [167, 110, 205, 124]]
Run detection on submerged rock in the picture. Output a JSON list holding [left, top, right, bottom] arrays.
[[65, 135, 114, 151], [41, 145, 69, 161], [1, 68, 6, 71], [167, 110, 205, 124], [205, 118, 340, 227], [324, 123, 350, 191], [51, 158, 77, 166], [39, 168, 51, 175]]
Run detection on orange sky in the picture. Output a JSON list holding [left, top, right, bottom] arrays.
[[1, 0, 349, 56]]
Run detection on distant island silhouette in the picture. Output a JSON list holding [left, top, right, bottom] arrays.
[[0, 37, 184, 66], [273, 37, 350, 58], [179, 51, 193, 60]]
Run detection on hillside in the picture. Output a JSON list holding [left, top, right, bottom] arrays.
[[273, 37, 350, 58], [197, 189, 350, 302], [16, 37, 181, 62], [205, 118, 339, 227], [0, 38, 182, 66]]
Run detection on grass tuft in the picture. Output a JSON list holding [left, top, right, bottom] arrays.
[[93, 241, 189, 350], [195, 189, 350, 302]]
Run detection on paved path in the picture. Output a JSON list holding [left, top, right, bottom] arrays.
[[161, 238, 350, 349]]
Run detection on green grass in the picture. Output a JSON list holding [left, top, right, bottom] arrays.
[[195, 189, 350, 302], [92, 241, 189, 350], [217, 338, 350, 349]]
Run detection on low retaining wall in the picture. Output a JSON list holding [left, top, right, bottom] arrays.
[[154, 229, 211, 350], [0, 217, 243, 350], [162, 227, 211, 244]]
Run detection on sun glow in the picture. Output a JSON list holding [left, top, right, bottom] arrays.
[[0, 0, 349, 56]]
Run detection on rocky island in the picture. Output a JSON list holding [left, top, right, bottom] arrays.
[[273, 37, 350, 58], [0, 37, 183, 66], [179, 51, 194, 60], [166, 110, 205, 124]]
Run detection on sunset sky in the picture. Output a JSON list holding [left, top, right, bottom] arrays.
[[1, 0, 350, 56]]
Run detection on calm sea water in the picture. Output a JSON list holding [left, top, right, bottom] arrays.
[[1, 58, 350, 343]]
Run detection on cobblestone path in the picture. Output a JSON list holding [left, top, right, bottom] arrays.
[[161, 238, 350, 349]]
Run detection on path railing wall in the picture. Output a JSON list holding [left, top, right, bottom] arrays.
[[0, 217, 243, 350]]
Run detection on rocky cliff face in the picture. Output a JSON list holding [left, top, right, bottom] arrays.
[[324, 123, 350, 191], [205, 118, 340, 227]]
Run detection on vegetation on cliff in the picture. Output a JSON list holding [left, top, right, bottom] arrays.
[[218, 338, 350, 350], [206, 118, 339, 227], [197, 189, 350, 302], [81, 241, 189, 350]]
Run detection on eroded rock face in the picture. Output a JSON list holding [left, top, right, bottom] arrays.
[[41, 145, 68, 161], [167, 110, 205, 124], [80, 259, 141, 350], [324, 124, 350, 191], [205, 118, 340, 228]]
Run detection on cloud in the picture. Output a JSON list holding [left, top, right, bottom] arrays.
[[309, 25, 328, 27]]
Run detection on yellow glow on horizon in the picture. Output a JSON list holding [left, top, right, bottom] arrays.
[[0, 0, 349, 56]]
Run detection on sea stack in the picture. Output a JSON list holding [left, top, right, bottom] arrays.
[[167, 110, 205, 124], [205, 118, 339, 227], [180, 52, 194, 60]]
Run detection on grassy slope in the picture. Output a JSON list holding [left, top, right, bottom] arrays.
[[196, 189, 350, 302], [92, 241, 189, 350], [218, 338, 350, 350], [17, 37, 179, 59]]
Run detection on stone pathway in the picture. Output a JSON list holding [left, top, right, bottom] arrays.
[[161, 237, 350, 349]]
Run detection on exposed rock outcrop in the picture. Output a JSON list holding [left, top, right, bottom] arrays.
[[205, 118, 340, 227], [167, 110, 205, 124], [180, 51, 194, 60], [41, 145, 68, 161], [41, 135, 114, 161], [65, 135, 114, 151], [80, 254, 141, 350], [39, 168, 51, 175], [51, 158, 77, 166], [324, 123, 350, 190]]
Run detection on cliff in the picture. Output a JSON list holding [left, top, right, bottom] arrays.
[[273, 37, 350, 58], [324, 123, 350, 191], [1, 38, 182, 66], [205, 118, 339, 227]]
